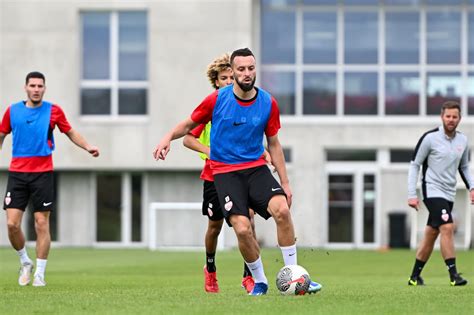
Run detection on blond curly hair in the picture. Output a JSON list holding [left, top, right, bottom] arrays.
[[206, 53, 231, 90]]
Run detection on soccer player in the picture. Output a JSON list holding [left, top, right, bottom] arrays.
[[0, 71, 100, 287], [183, 53, 260, 293], [154, 48, 322, 296], [407, 100, 474, 286]]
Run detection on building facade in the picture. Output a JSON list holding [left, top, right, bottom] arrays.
[[0, 0, 473, 249]]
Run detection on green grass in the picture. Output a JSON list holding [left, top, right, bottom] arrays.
[[0, 248, 473, 314]]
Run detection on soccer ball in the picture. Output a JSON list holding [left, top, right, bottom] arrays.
[[275, 265, 311, 295]]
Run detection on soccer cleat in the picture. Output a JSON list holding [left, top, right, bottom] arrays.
[[18, 262, 33, 286], [32, 275, 46, 287], [408, 275, 425, 286], [241, 275, 255, 293], [249, 282, 268, 296], [307, 280, 322, 294], [203, 266, 219, 293], [450, 273, 467, 286]]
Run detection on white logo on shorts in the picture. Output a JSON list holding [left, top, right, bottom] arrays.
[[271, 187, 282, 192], [4, 192, 11, 206], [441, 209, 449, 222], [208, 202, 214, 216], [224, 196, 233, 211], [43, 202, 53, 207]]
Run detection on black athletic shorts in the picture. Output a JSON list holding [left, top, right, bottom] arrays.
[[3, 171, 54, 212], [423, 197, 454, 228], [202, 180, 224, 221], [213, 165, 286, 226]]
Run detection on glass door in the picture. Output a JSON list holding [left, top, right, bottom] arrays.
[[326, 165, 379, 248]]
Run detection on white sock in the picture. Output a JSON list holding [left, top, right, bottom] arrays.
[[17, 247, 32, 265], [34, 259, 47, 278], [280, 244, 297, 266], [245, 256, 268, 284]]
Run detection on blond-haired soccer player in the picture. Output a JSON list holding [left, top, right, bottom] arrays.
[[183, 53, 256, 293]]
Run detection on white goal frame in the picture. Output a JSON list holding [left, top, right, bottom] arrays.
[[148, 202, 225, 251]]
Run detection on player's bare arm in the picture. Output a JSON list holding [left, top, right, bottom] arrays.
[[267, 134, 292, 207], [470, 189, 474, 204], [153, 117, 199, 161], [183, 134, 210, 158], [65, 129, 100, 157]]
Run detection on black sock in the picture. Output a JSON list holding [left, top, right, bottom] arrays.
[[206, 252, 216, 273], [445, 258, 457, 278], [243, 262, 251, 277], [410, 259, 426, 278]]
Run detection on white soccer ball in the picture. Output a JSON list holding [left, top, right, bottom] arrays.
[[275, 264, 311, 295]]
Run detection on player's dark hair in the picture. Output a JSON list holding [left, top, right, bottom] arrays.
[[441, 100, 461, 115], [230, 48, 255, 65], [25, 71, 45, 84]]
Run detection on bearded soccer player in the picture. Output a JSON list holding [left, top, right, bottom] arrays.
[[154, 48, 322, 296], [183, 53, 262, 293], [407, 100, 474, 286]]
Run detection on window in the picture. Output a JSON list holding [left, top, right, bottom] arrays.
[[344, 12, 378, 64], [390, 149, 413, 163], [303, 72, 337, 115], [283, 147, 292, 163], [261, 5, 295, 64], [261, 71, 295, 115], [469, 74, 474, 115], [260, 1, 472, 117], [96, 173, 143, 243], [328, 175, 353, 243], [426, 11, 461, 64], [96, 174, 121, 241], [326, 149, 377, 161], [385, 12, 419, 64], [469, 12, 474, 63], [344, 73, 378, 115], [303, 12, 337, 64], [81, 11, 148, 117], [385, 72, 420, 115], [426, 73, 461, 115]]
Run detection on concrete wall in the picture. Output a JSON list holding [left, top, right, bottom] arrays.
[[0, 0, 473, 248]]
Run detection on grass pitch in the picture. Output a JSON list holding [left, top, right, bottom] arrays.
[[0, 248, 472, 314]]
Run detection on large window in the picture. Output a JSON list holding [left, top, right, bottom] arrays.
[[385, 12, 419, 64], [81, 11, 148, 117], [426, 11, 461, 64], [426, 73, 461, 115], [344, 73, 378, 115], [385, 72, 420, 115], [303, 72, 336, 115], [260, 1, 473, 117], [96, 173, 143, 243], [344, 12, 378, 64]]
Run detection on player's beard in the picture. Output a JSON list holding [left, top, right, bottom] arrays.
[[236, 76, 256, 92], [443, 121, 458, 133]]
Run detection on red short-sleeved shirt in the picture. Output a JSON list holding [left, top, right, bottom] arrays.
[[0, 103, 72, 172]]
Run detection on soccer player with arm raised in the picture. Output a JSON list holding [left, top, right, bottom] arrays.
[[0, 71, 99, 287], [154, 48, 321, 296]]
